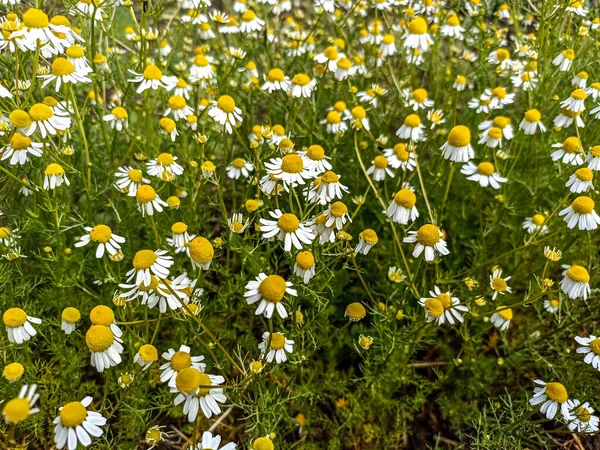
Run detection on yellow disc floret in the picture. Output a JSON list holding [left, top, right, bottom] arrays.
[[85, 325, 114, 352]]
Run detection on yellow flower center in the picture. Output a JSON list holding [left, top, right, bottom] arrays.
[[326, 111, 341, 124], [588, 338, 600, 355], [159, 117, 176, 132], [477, 162, 495, 176], [136, 185, 157, 204], [424, 298, 444, 317], [292, 73, 311, 86], [60, 401, 88, 427], [575, 168, 593, 182], [346, 302, 366, 320], [171, 351, 192, 371], [447, 125, 470, 147], [112, 107, 128, 120], [157, 153, 175, 166], [270, 333, 286, 350], [323, 46, 339, 60], [524, 109, 541, 123], [352, 106, 366, 120], [245, 199, 259, 212], [232, 158, 246, 169], [544, 382, 568, 403], [395, 189, 416, 208], [404, 114, 421, 128], [496, 48, 510, 61], [447, 15, 460, 26], [487, 128, 503, 140], [408, 17, 427, 34], [29, 103, 53, 122], [241, 10, 256, 22], [334, 101, 347, 112], [373, 155, 388, 169], [267, 68, 285, 82], [168, 96, 187, 110], [321, 171, 339, 183], [10, 133, 32, 150], [496, 306, 513, 321], [360, 229, 378, 244], [171, 222, 188, 234], [128, 169, 143, 183], [45, 163, 64, 175], [143, 64, 163, 80], [176, 367, 202, 393], [567, 265, 590, 282], [412, 88, 428, 104], [296, 251, 315, 270], [562, 137, 581, 153], [521, 73, 532, 82], [532, 214, 545, 226], [132, 249, 158, 270], [491, 87, 506, 99], [189, 237, 214, 264], [217, 95, 236, 114], [575, 406, 592, 422], [3, 398, 30, 423], [9, 110, 32, 128], [90, 305, 114, 326], [89, 225, 112, 243], [492, 116, 510, 129], [62, 307, 81, 323], [193, 55, 209, 67], [572, 196, 594, 215], [139, 344, 158, 362], [278, 213, 300, 233], [3, 362, 24, 381], [281, 154, 304, 173], [253, 437, 274, 450], [3, 308, 27, 328], [492, 277, 507, 292], [23, 8, 50, 28], [307, 145, 325, 160], [330, 201, 348, 217], [51, 57, 75, 76], [66, 45, 84, 58], [382, 34, 394, 45], [436, 293, 452, 309], [571, 89, 587, 100], [259, 275, 287, 303], [416, 224, 440, 246], [85, 325, 114, 352]]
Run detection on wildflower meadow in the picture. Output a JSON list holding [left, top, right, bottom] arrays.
[[3, 0, 600, 448]]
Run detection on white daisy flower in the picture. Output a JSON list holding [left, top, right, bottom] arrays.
[[262, 68, 290, 93], [566, 168, 594, 193], [565, 399, 599, 433], [85, 325, 123, 372], [366, 155, 395, 181], [383, 143, 416, 170], [419, 286, 469, 325], [403, 224, 449, 262], [53, 397, 107, 450], [560, 264, 591, 300], [294, 251, 316, 284], [126, 249, 173, 287], [560, 89, 587, 113], [239, 10, 264, 33], [1, 133, 43, 166], [193, 431, 237, 450], [552, 48, 575, 71], [244, 273, 296, 319], [147, 153, 184, 181], [314, 45, 345, 72], [396, 114, 425, 142], [307, 171, 349, 205], [135, 185, 169, 216], [134, 344, 159, 371], [103, 106, 129, 131], [3, 307, 41, 344], [559, 196, 600, 231], [461, 161, 507, 189], [208, 95, 242, 134], [441, 126, 474, 162], [260, 210, 315, 252], [259, 332, 295, 363], [387, 188, 419, 225], [520, 109, 546, 135], [551, 137, 584, 165], [127, 64, 177, 94], [490, 269, 511, 300], [61, 307, 81, 335], [543, 299, 560, 313], [114, 166, 150, 196], [74, 225, 125, 258], [490, 306, 513, 330], [522, 214, 548, 234], [355, 229, 378, 255], [587, 145, 600, 170], [529, 380, 571, 420], [290, 73, 317, 98], [226, 157, 254, 179], [171, 368, 227, 421], [265, 153, 314, 187], [297, 144, 332, 173], [322, 201, 352, 230], [404, 17, 433, 52], [2, 384, 39, 424], [160, 344, 206, 387]]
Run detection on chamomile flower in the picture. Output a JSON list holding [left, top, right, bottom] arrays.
[[227, 213, 250, 233], [168, 222, 193, 250], [244, 273, 296, 319], [586, 82, 600, 100], [403, 224, 449, 261], [396, 114, 425, 141], [489, 269, 511, 300], [3, 308, 41, 344], [366, 155, 395, 181], [519, 109, 546, 135], [521, 214, 547, 236], [566, 0, 588, 16], [553, 48, 575, 71], [565, 399, 599, 433], [3, 384, 39, 424], [419, 286, 468, 325], [566, 168, 594, 193], [126, 249, 173, 287], [487, 48, 513, 70], [559, 196, 600, 230], [461, 161, 507, 189], [28, 102, 71, 138], [551, 136, 584, 165], [114, 166, 150, 196], [136, 185, 169, 216], [355, 229, 378, 255], [260, 210, 315, 251], [240, 10, 264, 33], [61, 307, 80, 335], [441, 125, 474, 162], [74, 225, 125, 258], [544, 299, 560, 313], [147, 153, 184, 181], [454, 75, 468, 91], [322, 201, 352, 230], [404, 17, 433, 52], [440, 14, 464, 39], [387, 188, 419, 225], [85, 325, 123, 372], [259, 332, 294, 363], [1, 133, 43, 166], [404, 88, 434, 110], [189, 237, 214, 270], [265, 153, 314, 187], [226, 157, 254, 179], [307, 171, 349, 205], [553, 107, 584, 129], [586, 146, 600, 170], [160, 345, 206, 387], [427, 109, 446, 128], [478, 127, 504, 148], [383, 143, 416, 170], [103, 106, 128, 131], [314, 45, 345, 72], [572, 71, 589, 89], [3, 362, 24, 383], [262, 68, 290, 93], [53, 397, 107, 450], [380, 34, 397, 57], [529, 380, 570, 420], [350, 106, 370, 131], [171, 368, 227, 421], [290, 73, 316, 98], [561, 89, 587, 113], [560, 264, 591, 299], [128, 64, 177, 93], [490, 306, 513, 330], [208, 95, 242, 134], [11, 8, 69, 52], [189, 55, 214, 82], [511, 72, 538, 91], [134, 344, 159, 371], [165, 96, 194, 121], [294, 251, 316, 283]]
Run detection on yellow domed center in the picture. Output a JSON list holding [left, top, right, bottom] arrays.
[[253, 437, 274, 450], [281, 154, 304, 173], [321, 171, 339, 183], [330, 201, 348, 217], [323, 46, 338, 60], [10, 133, 32, 150], [562, 137, 581, 153], [23, 8, 50, 28], [436, 293, 452, 309], [524, 109, 541, 123], [424, 298, 444, 317], [492, 277, 507, 292], [408, 17, 427, 34], [416, 224, 440, 246], [241, 10, 256, 22], [360, 229, 378, 244], [157, 153, 175, 166], [132, 249, 158, 270], [176, 367, 204, 393], [171, 351, 192, 371], [171, 222, 188, 234], [89, 225, 112, 243], [532, 214, 545, 225], [139, 344, 158, 362], [477, 162, 495, 176], [259, 275, 287, 303], [487, 128, 503, 140], [90, 305, 114, 326], [45, 163, 64, 175], [267, 68, 285, 82], [60, 401, 88, 427], [448, 125, 471, 147], [278, 213, 300, 232], [3, 308, 27, 328], [86, 325, 114, 352], [571, 89, 587, 100], [143, 64, 163, 80], [404, 114, 421, 128], [217, 95, 236, 113], [136, 185, 157, 204], [373, 155, 388, 169], [412, 88, 428, 104], [292, 73, 311, 86], [395, 189, 416, 208], [572, 196, 594, 215], [168, 96, 187, 110], [3, 398, 30, 423], [189, 237, 214, 264], [491, 87, 506, 99], [51, 57, 76, 76], [29, 103, 53, 121], [307, 145, 325, 160], [326, 111, 341, 124], [496, 306, 513, 321], [270, 333, 286, 350], [545, 382, 568, 403], [567, 265, 590, 282], [575, 168, 593, 182], [66, 45, 85, 58], [296, 251, 315, 270], [9, 110, 32, 128], [62, 307, 81, 323], [112, 107, 128, 120], [128, 169, 143, 183], [447, 15, 460, 26]]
